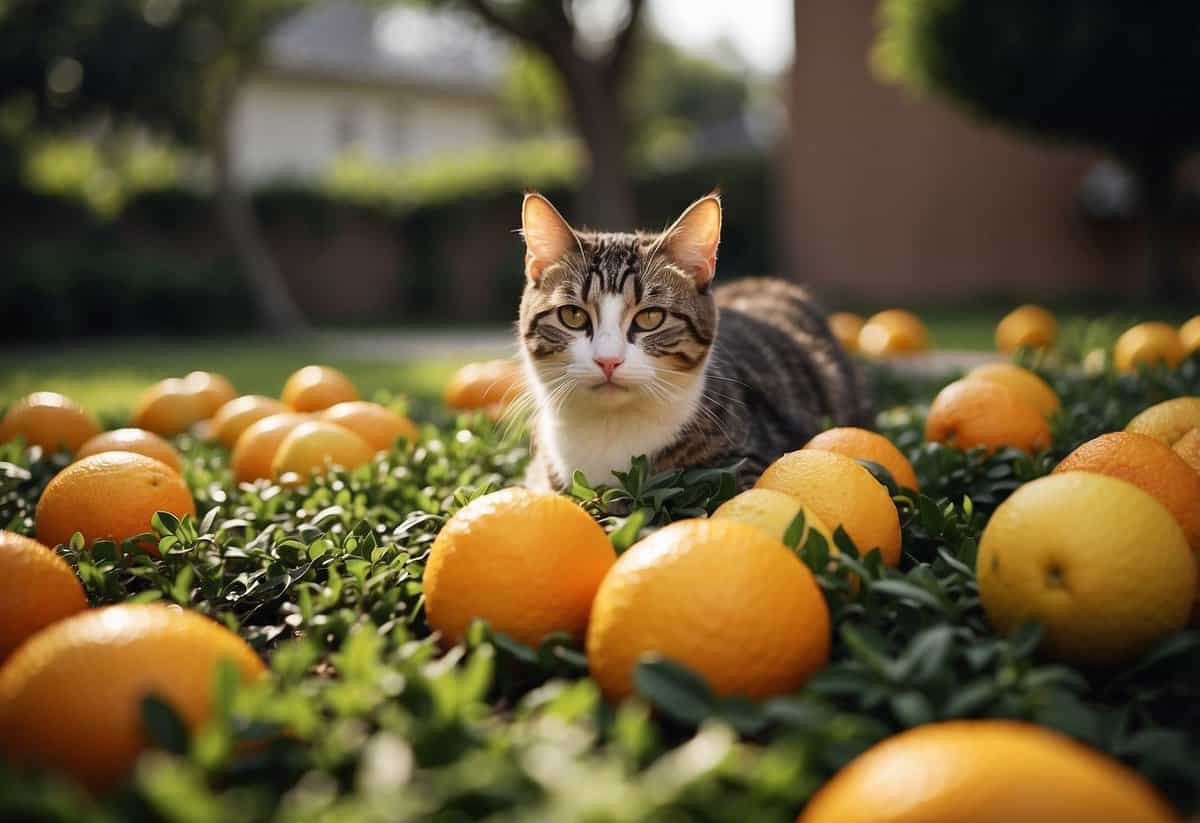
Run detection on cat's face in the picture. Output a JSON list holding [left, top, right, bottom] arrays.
[[518, 194, 721, 410]]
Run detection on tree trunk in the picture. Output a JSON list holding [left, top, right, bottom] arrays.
[[211, 92, 308, 334], [559, 57, 637, 229], [1131, 152, 1191, 302]]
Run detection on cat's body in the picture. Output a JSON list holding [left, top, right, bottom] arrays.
[[517, 194, 868, 490]]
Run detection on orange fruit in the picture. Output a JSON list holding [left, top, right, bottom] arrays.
[[712, 488, 834, 547], [587, 518, 830, 701], [35, 452, 195, 554], [0, 531, 87, 662], [1053, 431, 1200, 552], [995, 304, 1057, 353], [1180, 315, 1200, 355], [131, 378, 209, 436], [827, 312, 865, 354], [798, 720, 1176, 823], [978, 472, 1195, 667], [182, 371, 236, 418], [1173, 428, 1200, 475], [1125, 396, 1200, 447], [270, 420, 374, 483], [1113, 322, 1185, 372], [756, 449, 902, 566], [965, 362, 1060, 418], [804, 427, 919, 490], [230, 413, 309, 484], [211, 395, 291, 449], [75, 428, 183, 474], [0, 604, 265, 791], [0, 392, 101, 454], [424, 488, 615, 647], [444, 359, 524, 410], [857, 309, 928, 357], [319, 401, 419, 452], [281, 365, 359, 412], [924, 379, 1050, 454]]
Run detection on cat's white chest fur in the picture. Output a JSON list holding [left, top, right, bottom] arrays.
[[525, 356, 707, 487]]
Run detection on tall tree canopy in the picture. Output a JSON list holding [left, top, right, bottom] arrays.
[[875, 0, 1200, 299], [0, 0, 308, 332]]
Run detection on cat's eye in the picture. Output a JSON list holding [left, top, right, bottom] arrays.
[[558, 305, 590, 329], [632, 308, 666, 331]]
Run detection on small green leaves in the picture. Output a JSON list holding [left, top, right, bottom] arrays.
[[4, 360, 1200, 819]]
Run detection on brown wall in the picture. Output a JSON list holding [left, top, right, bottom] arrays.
[[788, 0, 1159, 304]]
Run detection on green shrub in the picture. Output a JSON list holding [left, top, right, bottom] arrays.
[[0, 364, 1198, 820], [4, 149, 775, 335], [0, 241, 254, 340]]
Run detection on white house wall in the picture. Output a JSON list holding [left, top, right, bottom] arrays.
[[230, 74, 506, 184]]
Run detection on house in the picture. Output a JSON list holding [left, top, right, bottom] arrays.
[[786, 0, 1198, 303], [230, 1, 510, 184]]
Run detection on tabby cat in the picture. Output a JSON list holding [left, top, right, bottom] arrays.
[[517, 192, 869, 490]]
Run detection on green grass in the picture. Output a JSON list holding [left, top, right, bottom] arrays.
[[0, 337, 470, 419]]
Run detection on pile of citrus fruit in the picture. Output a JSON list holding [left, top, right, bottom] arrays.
[[0, 363, 428, 789], [1, 305, 1199, 819]]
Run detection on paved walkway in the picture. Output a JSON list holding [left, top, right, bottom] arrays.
[[317, 329, 1002, 379], [315, 329, 515, 362]]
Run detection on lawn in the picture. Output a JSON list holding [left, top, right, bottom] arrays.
[[0, 336, 482, 419], [0, 311, 1159, 418]]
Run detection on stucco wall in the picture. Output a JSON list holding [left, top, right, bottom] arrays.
[[230, 74, 505, 183], [787, 0, 1160, 303]]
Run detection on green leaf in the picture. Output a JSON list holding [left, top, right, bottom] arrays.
[[1007, 622, 1044, 659], [634, 657, 718, 727], [1116, 631, 1200, 681], [171, 564, 194, 605], [894, 625, 953, 683], [781, 510, 807, 550], [832, 525, 860, 558], [609, 509, 648, 554], [869, 580, 944, 611], [714, 696, 768, 736], [943, 679, 999, 717], [211, 659, 240, 725], [761, 698, 834, 733], [141, 695, 190, 755], [151, 511, 180, 536], [856, 458, 898, 495], [1032, 690, 1101, 743], [570, 470, 596, 499], [890, 691, 935, 727], [491, 632, 539, 665]]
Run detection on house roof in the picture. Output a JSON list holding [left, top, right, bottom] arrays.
[[264, 1, 507, 95]]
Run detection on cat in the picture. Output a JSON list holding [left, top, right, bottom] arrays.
[[516, 191, 870, 491]]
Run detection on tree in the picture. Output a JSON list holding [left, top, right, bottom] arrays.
[[0, 0, 309, 332], [874, 1, 1200, 300], [436, 0, 647, 228], [501, 33, 754, 195]]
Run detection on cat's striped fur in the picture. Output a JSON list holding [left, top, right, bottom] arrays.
[[518, 193, 869, 490]]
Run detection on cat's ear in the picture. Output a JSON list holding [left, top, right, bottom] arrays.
[[522, 193, 579, 283], [661, 194, 722, 288]]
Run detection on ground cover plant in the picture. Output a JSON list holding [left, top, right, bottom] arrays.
[[1, 348, 1200, 822]]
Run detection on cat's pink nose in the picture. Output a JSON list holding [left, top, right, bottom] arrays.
[[594, 356, 624, 380]]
